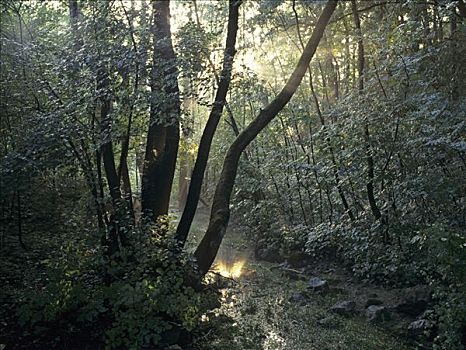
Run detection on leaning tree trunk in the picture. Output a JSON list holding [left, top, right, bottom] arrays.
[[175, 0, 242, 245], [194, 0, 338, 275], [141, 0, 181, 221]]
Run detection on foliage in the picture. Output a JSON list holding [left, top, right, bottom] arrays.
[[15, 225, 211, 349], [422, 223, 466, 349], [1, 0, 465, 348], [228, 2, 466, 347]]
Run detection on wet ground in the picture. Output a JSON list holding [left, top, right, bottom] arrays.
[[185, 209, 415, 350]]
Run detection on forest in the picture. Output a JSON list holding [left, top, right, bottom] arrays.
[[0, 0, 465, 349]]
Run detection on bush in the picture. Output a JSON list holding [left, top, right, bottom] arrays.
[[15, 224, 212, 349], [422, 223, 466, 349]]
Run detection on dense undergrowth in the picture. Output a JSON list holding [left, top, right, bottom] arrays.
[[1, 212, 218, 349], [1, 1, 465, 349], [231, 32, 466, 349], [236, 199, 466, 348]]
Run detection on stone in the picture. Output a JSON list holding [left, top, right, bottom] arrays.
[[366, 305, 391, 322], [396, 285, 432, 316], [289, 292, 308, 305], [330, 300, 356, 316], [307, 277, 328, 292], [365, 298, 383, 307], [408, 319, 429, 339], [166, 346, 183, 350]]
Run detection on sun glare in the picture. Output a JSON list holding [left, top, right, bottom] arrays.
[[213, 259, 246, 279]]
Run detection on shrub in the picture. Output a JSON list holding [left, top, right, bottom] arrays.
[[16, 224, 211, 349]]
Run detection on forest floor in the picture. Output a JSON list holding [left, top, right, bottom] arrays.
[[1, 208, 420, 350], [186, 209, 418, 350]]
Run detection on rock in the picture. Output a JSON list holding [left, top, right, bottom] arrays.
[[330, 300, 356, 316], [365, 298, 383, 307], [289, 292, 308, 305], [366, 305, 391, 322], [307, 277, 328, 292], [408, 319, 429, 339], [166, 346, 183, 350], [396, 285, 432, 316]]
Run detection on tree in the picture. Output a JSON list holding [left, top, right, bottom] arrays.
[[176, 0, 242, 245], [141, 0, 181, 221], [194, 0, 338, 274], [351, 0, 385, 241], [2, 1, 465, 347]]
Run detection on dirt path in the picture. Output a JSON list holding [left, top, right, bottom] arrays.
[[187, 210, 415, 350]]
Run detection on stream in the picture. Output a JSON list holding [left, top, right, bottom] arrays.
[[185, 209, 415, 350]]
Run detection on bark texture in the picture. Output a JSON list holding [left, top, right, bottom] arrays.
[[175, 0, 241, 245], [194, 0, 338, 275], [141, 0, 181, 221]]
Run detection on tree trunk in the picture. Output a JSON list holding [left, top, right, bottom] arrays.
[[457, 0, 466, 18], [175, 0, 241, 245], [351, 0, 385, 238], [117, 1, 139, 218], [194, 0, 338, 275], [141, 0, 181, 221], [178, 152, 189, 211], [16, 190, 25, 250], [98, 68, 128, 253], [68, 0, 80, 30]]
